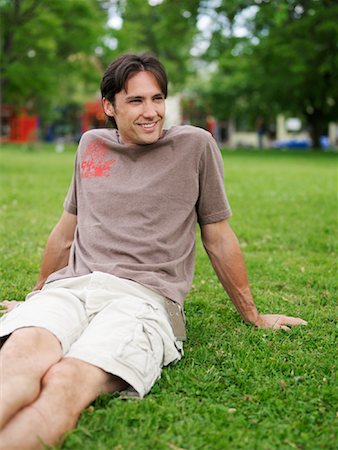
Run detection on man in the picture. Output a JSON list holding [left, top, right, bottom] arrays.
[[0, 53, 307, 450]]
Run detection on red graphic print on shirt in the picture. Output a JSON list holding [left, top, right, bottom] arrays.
[[81, 140, 116, 178]]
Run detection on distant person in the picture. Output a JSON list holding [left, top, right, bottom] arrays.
[[0, 52, 307, 450], [206, 114, 219, 142], [219, 120, 229, 144], [256, 116, 267, 148]]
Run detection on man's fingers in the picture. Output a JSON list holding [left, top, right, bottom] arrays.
[[280, 316, 308, 326], [0, 300, 21, 312], [272, 316, 307, 331], [261, 314, 308, 330]]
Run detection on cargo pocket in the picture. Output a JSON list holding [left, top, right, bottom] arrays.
[[137, 303, 181, 367], [115, 321, 162, 389]]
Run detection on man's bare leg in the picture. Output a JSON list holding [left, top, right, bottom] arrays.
[[0, 357, 128, 450], [0, 327, 63, 429]]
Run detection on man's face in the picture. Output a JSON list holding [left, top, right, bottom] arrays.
[[103, 71, 166, 146]]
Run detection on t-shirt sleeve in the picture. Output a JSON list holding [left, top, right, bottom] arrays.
[[196, 135, 232, 225], [63, 151, 79, 215]]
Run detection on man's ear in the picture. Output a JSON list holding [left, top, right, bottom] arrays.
[[102, 98, 115, 117]]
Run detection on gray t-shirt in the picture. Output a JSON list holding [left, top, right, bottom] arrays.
[[46, 125, 232, 305]]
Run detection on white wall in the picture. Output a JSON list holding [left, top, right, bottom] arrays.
[[164, 94, 182, 128], [228, 131, 259, 148]]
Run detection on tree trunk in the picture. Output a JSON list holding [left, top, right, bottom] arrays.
[[305, 109, 327, 150]]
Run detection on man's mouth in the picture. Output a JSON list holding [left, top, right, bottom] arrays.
[[138, 121, 159, 130]]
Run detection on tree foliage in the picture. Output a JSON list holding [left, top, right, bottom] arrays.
[[1, 0, 337, 147], [0, 0, 110, 118], [252, 0, 338, 146], [111, 0, 200, 90], [202, 0, 338, 147]]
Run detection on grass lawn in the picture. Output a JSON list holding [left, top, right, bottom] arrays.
[[0, 143, 337, 450]]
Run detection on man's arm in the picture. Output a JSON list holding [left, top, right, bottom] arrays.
[[0, 211, 77, 312], [33, 210, 77, 291], [201, 219, 307, 330]]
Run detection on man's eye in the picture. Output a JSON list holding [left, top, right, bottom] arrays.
[[130, 99, 142, 104]]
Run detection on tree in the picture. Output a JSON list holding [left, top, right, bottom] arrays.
[[251, 0, 338, 147], [112, 0, 201, 90], [0, 0, 110, 125], [201, 0, 338, 148]]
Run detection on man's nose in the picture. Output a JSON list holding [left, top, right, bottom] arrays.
[[142, 101, 156, 118]]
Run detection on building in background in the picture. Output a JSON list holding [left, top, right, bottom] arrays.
[[81, 99, 106, 133], [1, 106, 38, 143]]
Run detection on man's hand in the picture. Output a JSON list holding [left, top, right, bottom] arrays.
[[255, 314, 308, 331], [0, 300, 22, 313], [201, 221, 308, 332]]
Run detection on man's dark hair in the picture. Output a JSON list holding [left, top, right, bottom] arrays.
[[100, 52, 168, 128]]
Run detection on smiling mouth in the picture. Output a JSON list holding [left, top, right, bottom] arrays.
[[137, 121, 159, 130]]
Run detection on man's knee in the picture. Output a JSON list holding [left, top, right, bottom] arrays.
[[3, 327, 45, 351], [2, 327, 61, 355], [40, 359, 84, 426], [42, 358, 80, 392], [41, 358, 107, 415], [0, 327, 62, 373]]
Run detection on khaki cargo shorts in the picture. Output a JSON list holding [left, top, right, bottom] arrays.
[[0, 272, 183, 398]]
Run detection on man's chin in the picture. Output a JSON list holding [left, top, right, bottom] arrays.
[[138, 130, 163, 145]]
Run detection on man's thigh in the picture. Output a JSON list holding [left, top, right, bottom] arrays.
[[66, 295, 182, 399]]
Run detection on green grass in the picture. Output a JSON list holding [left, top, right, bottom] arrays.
[[0, 143, 337, 450]]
